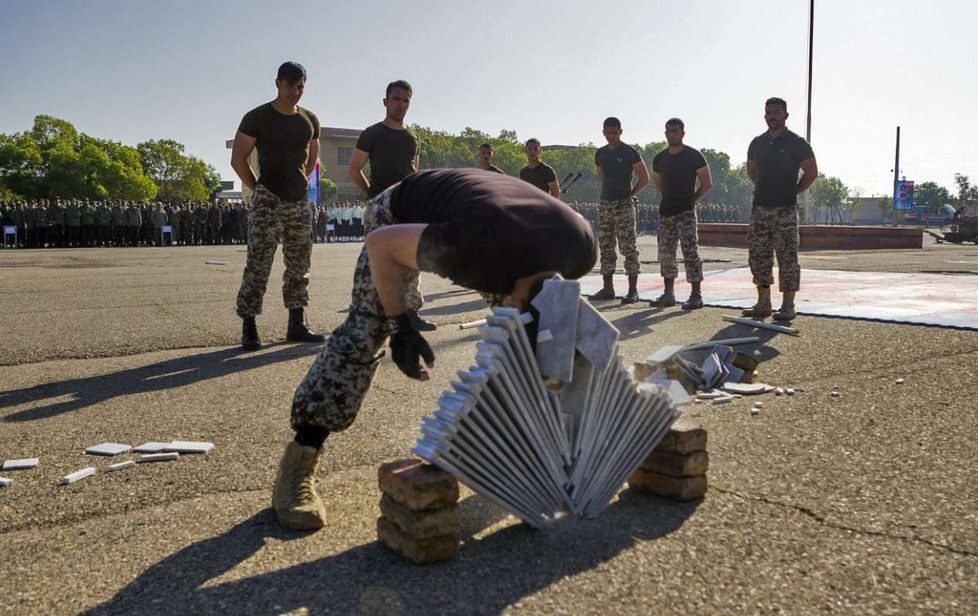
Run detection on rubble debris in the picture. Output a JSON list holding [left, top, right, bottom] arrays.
[[0, 477, 12, 488], [107, 460, 136, 472], [60, 467, 97, 485], [164, 441, 215, 454], [85, 443, 132, 457], [133, 442, 169, 453], [2, 458, 39, 471], [721, 315, 799, 336], [138, 452, 179, 463]]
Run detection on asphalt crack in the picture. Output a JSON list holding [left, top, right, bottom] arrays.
[[712, 486, 978, 558]]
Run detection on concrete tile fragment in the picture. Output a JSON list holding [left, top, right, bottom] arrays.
[[85, 443, 132, 456], [0, 477, 12, 487], [531, 278, 581, 382], [107, 460, 136, 472], [164, 441, 215, 454], [138, 452, 179, 463], [2, 458, 39, 471], [60, 467, 96, 485], [133, 442, 169, 453], [574, 299, 619, 371]]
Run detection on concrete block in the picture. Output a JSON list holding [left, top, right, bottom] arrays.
[[377, 516, 459, 564], [107, 460, 135, 472], [164, 441, 215, 454], [655, 421, 707, 455], [378, 459, 459, 511], [138, 452, 179, 463], [60, 467, 96, 485], [379, 494, 459, 539], [85, 443, 131, 456], [133, 442, 169, 453], [628, 468, 708, 500], [640, 450, 709, 477], [3, 458, 39, 471], [0, 477, 12, 488]]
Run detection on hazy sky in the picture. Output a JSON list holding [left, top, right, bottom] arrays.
[[2, 0, 975, 197]]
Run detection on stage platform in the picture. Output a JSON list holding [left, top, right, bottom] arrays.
[[578, 268, 978, 331]]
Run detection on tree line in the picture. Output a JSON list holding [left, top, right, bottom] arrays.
[[0, 115, 222, 202]]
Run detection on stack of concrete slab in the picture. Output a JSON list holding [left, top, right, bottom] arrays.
[[377, 459, 460, 564], [628, 420, 708, 500], [413, 278, 681, 528]]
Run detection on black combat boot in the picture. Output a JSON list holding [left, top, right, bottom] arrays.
[[286, 308, 326, 343], [588, 274, 616, 301], [241, 316, 262, 351], [620, 274, 640, 304]]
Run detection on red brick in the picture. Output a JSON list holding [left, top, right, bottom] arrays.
[[628, 468, 707, 500], [380, 494, 459, 539], [655, 420, 707, 455], [377, 516, 459, 564], [640, 449, 709, 477], [378, 458, 459, 511]]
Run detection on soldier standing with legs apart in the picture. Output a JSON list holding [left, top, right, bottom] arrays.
[[649, 118, 712, 309], [589, 117, 650, 304], [271, 169, 596, 529], [348, 80, 436, 331], [231, 61, 325, 350], [743, 97, 817, 321]]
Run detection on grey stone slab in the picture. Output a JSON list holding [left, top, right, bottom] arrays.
[[133, 442, 169, 453], [531, 278, 581, 383], [85, 442, 132, 456], [3, 458, 39, 471], [60, 467, 96, 485], [164, 441, 215, 454], [138, 452, 179, 463], [575, 300, 619, 371]]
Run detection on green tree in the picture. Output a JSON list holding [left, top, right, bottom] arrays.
[[876, 196, 892, 223], [809, 174, 849, 224], [138, 139, 220, 201], [0, 131, 43, 198], [912, 181, 951, 209], [954, 173, 977, 213], [319, 176, 337, 200]]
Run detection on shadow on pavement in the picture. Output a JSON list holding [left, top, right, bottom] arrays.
[[609, 307, 689, 342], [85, 490, 699, 616], [0, 344, 321, 423]]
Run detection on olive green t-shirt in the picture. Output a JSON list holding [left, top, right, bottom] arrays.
[[238, 102, 320, 202], [355, 122, 419, 197], [519, 162, 558, 193]]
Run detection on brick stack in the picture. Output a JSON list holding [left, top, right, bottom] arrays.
[[628, 419, 708, 501], [377, 458, 460, 564]]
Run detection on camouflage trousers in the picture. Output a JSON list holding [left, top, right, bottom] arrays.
[[235, 184, 313, 318], [748, 205, 800, 292], [597, 198, 640, 276], [290, 187, 424, 432], [657, 209, 703, 282]]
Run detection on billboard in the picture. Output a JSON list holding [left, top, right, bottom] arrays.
[[894, 180, 914, 210]]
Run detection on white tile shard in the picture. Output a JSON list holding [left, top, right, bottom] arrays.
[[164, 441, 215, 454], [60, 467, 96, 485], [0, 477, 12, 488], [3, 458, 39, 471], [134, 442, 169, 453], [414, 302, 679, 528], [138, 452, 179, 463], [107, 460, 136, 472], [85, 443, 132, 456]]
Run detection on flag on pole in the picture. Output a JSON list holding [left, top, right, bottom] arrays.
[[308, 158, 321, 205]]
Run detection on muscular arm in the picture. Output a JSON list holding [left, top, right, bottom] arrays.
[[630, 159, 650, 197], [694, 165, 713, 203], [797, 157, 818, 193], [547, 180, 561, 199], [746, 159, 758, 184], [230, 131, 258, 191], [652, 170, 664, 192], [348, 148, 371, 197], [365, 224, 428, 317], [305, 138, 320, 177]]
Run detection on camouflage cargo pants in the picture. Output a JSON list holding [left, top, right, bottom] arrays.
[[657, 209, 703, 282], [597, 198, 640, 276], [235, 184, 313, 318], [290, 187, 424, 432], [747, 205, 800, 292]]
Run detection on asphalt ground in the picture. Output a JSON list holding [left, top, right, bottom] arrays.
[[1, 234, 977, 615]]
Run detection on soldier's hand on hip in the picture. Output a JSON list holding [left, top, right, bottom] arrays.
[[390, 313, 435, 381]]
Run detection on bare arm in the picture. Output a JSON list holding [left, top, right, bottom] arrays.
[[348, 148, 371, 197], [305, 138, 320, 177], [548, 180, 561, 199], [365, 224, 428, 317], [798, 157, 818, 193], [694, 165, 713, 203], [230, 131, 258, 191], [746, 159, 758, 184], [414, 152, 420, 172], [630, 159, 650, 197], [652, 170, 664, 192]]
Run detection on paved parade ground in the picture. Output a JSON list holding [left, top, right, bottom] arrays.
[[2, 235, 978, 615]]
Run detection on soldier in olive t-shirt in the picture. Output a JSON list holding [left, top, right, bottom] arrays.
[[354, 123, 419, 198]]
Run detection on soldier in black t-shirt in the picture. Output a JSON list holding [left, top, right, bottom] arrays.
[[519, 138, 560, 197], [589, 117, 650, 304], [743, 97, 817, 321], [272, 169, 596, 530], [477, 143, 505, 174], [650, 118, 712, 310], [230, 61, 325, 351]]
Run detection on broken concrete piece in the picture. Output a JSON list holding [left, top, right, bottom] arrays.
[[645, 345, 685, 365], [164, 441, 215, 454], [721, 315, 799, 335], [722, 382, 774, 395], [751, 407, 761, 416], [696, 390, 725, 400], [896, 378, 906, 385], [830, 390, 840, 397], [2, 458, 39, 471], [0, 477, 12, 488], [60, 467, 96, 485], [785, 388, 796, 396], [681, 337, 760, 352], [536, 329, 554, 343], [85, 443, 132, 457], [775, 387, 785, 396], [204, 260, 227, 265], [133, 442, 169, 453], [107, 460, 136, 472], [712, 396, 735, 405], [531, 277, 581, 382], [138, 452, 179, 463], [574, 299, 619, 371]]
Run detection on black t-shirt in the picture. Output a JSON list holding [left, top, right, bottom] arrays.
[[519, 162, 557, 193], [238, 103, 319, 202], [355, 122, 419, 197], [391, 169, 596, 294], [595, 142, 641, 200], [747, 129, 815, 208], [652, 146, 708, 217]]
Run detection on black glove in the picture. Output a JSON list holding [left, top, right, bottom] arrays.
[[390, 313, 435, 380]]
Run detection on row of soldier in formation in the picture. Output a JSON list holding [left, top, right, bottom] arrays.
[[0, 197, 745, 248]]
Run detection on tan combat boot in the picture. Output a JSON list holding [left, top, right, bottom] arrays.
[[273, 441, 327, 530], [741, 286, 773, 318], [774, 291, 797, 321]]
